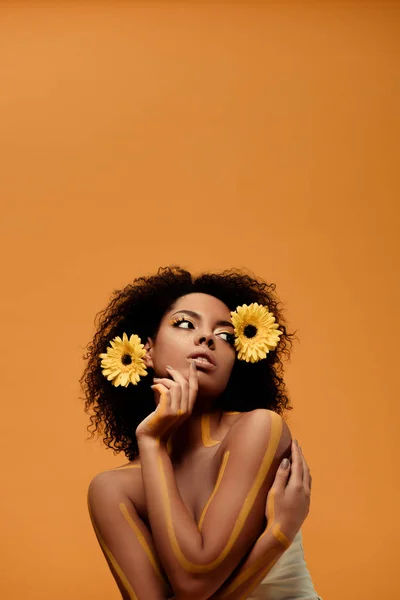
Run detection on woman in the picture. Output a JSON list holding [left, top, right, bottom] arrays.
[[81, 266, 321, 600]]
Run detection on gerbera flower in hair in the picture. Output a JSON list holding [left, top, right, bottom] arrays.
[[230, 303, 283, 363], [100, 333, 147, 387]]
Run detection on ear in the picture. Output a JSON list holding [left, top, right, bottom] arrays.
[[143, 337, 154, 369]]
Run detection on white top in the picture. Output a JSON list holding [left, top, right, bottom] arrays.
[[249, 530, 322, 600]]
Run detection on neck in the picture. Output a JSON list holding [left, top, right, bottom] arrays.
[[169, 404, 223, 456]]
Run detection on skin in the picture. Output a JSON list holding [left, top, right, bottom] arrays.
[[87, 293, 312, 600], [145, 292, 237, 405], [88, 438, 309, 600]]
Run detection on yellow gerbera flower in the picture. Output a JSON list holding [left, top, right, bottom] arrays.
[[100, 333, 147, 387], [230, 303, 283, 363]]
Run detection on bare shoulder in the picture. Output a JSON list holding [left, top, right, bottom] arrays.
[[223, 409, 292, 457], [87, 461, 148, 522], [88, 459, 143, 503], [233, 408, 290, 433]]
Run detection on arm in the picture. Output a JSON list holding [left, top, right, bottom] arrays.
[[87, 437, 310, 600], [210, 439, 312, 600], [207, 453, 299, 600], [170, 438, 311, 600], [138, 408, 291, 600], [87, 470, 174, 600], [207, 526, 290, 600], [168, 529, 289, 600], [87, 470, 284, 600]]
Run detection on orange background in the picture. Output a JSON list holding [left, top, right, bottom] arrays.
[[1, 2, 399, 599]]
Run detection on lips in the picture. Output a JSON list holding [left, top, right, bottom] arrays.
[[188, 350, 216, 367]]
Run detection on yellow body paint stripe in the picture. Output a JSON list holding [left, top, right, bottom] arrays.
[[148, 388, 182, 443], [238, 553, 282, 600], [119, 502, 167, 585], [87, 497, 139, 600], [219, 529, 291, 595], [219, 484, 292, 596], [201, 412, 221, 447], [159, 411, 282, 573], [265, 488, 291, 548], [272, 524, 291, 549], [197, 450, 230, 532], [265, 487, 276, 532], [147, 387, 168, 431], [220, 547, 277, 598]]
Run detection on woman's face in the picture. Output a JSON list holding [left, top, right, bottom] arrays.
[[145, 293, 236, 399]]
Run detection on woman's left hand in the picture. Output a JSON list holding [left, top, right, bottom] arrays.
[[135, 361, 198, 443]]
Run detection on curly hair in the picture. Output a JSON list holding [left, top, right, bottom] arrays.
[[80, 266, 298, 460]]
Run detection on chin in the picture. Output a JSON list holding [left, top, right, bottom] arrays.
[[196, 377, 226, 399]]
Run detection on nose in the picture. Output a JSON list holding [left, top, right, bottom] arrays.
[[195, 331, 216, 350]]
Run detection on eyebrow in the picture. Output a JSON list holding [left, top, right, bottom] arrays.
[[171, 309, 234, 329]]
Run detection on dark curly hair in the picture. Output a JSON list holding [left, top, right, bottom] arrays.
[[80, 266, 298, 460]]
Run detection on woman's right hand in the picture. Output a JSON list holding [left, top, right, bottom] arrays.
[[265, 439, 312, 543]]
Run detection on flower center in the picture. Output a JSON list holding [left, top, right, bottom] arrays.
[[121, 354, 133, 365], [244, 324, 257, 338]]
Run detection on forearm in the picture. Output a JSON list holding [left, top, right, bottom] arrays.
[[208, 527, 290, 600], [138, 436, 205, 595], [136, 409, 290, 600], [137, 436, 289, 600], [166, 528, 289, 600]]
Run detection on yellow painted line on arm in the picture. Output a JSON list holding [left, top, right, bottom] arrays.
[[119, 502, 168, 586], [158, 411, 283, 573], [220, 484, 292, 597], [197, 450, 230, 532], [87, 497, 139, 600], [220, 547, 277, 598], [238, 553, 282, 600], [265, 488, 291, 548]]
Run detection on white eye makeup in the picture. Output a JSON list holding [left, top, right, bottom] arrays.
[[217, 331, 235, 344]]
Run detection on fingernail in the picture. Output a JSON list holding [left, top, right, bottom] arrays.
[[281, 458, 290, 469], [166, 365, 173, 369], [294, 439, 299, 446]]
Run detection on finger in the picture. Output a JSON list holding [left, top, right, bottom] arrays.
[[165, 365, 189, 385], [272, 457, 291, 492], [150, 384, 181, 437], [150, 384, 170, 415], [169, 381, 180, 414], [161, 368, 183, 415], [152, 377, 175, 388], [166, 366, 189, 414], [188, 360, 199, 412], [152, 376, 181, 414], [299, 445, 311, 493], [287, 440, 303, 487]]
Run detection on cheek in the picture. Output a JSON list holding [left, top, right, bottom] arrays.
[[219, 349, 236, 379], [227, 358, 236, 379], [150, 330, 191, 369]]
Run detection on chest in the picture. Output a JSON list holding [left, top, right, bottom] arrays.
[[173, 445, 224, 525]]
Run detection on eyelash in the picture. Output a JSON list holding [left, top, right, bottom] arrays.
[[171, 317, 235, 346]]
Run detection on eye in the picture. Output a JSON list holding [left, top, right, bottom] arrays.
[[217, 331, 235, 346], [171, 317, 194, 329]]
